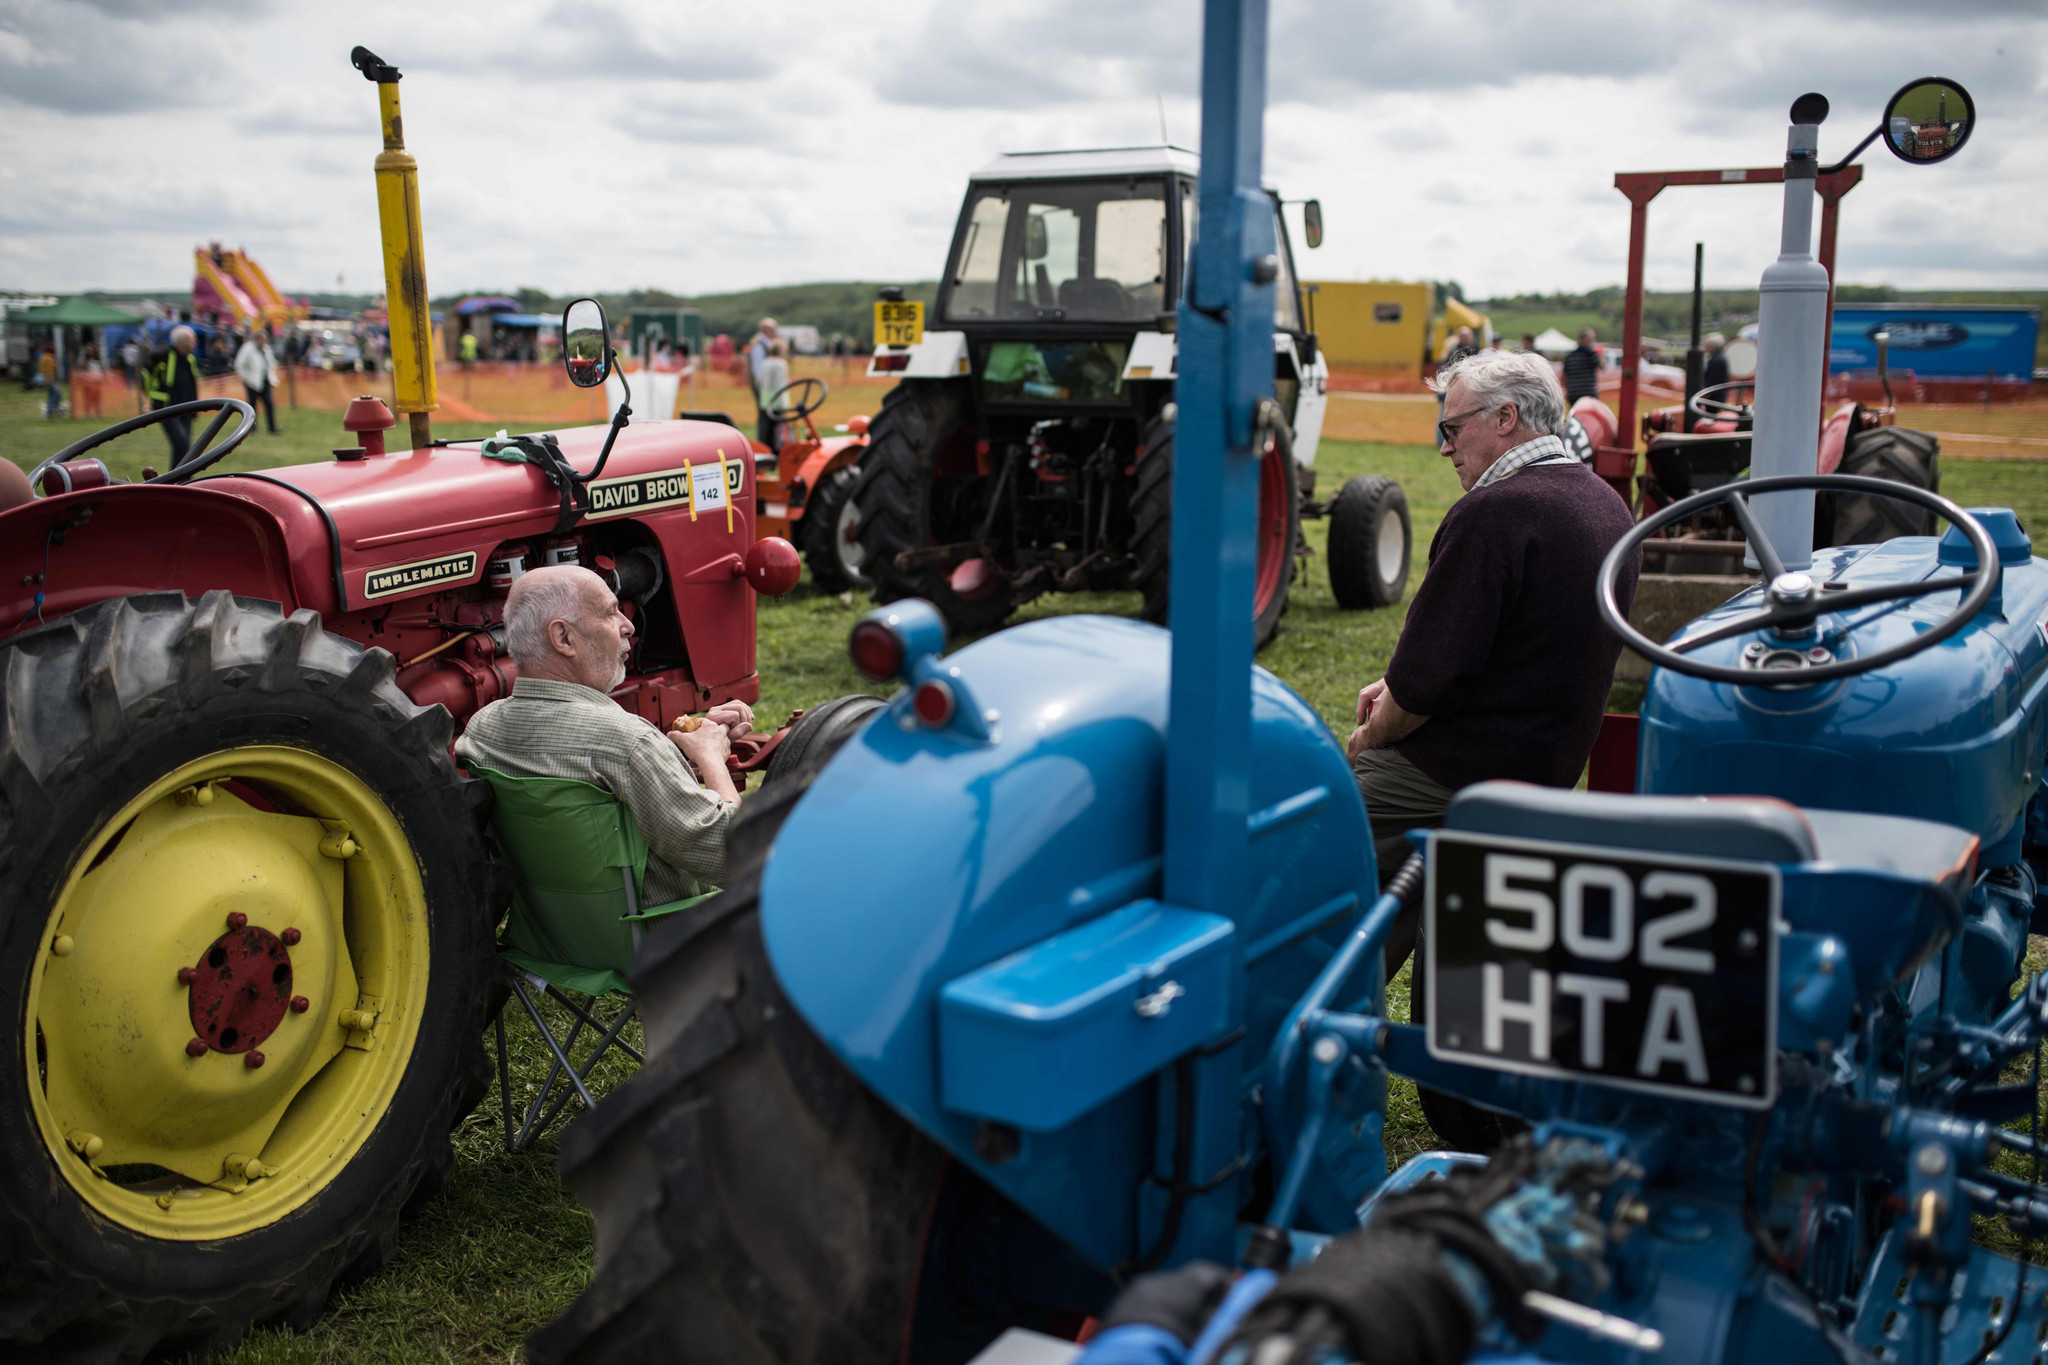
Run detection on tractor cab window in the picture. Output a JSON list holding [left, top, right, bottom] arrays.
[[941, 178, 1169, 323], [1271, 202, 1302, 333]]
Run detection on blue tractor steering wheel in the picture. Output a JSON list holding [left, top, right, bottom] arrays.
[[1597, 473, 2000, 686]]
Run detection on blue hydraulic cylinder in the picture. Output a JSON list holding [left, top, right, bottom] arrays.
[[1165, 0, 1279, 916]]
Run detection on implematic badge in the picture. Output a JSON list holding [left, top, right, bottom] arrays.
[[587, 459, 743, 522], [362, 550, 479, 600]]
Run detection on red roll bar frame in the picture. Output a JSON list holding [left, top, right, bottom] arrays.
[[1601, 164, 1863, 502]]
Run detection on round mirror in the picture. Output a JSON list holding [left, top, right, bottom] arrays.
[[1883, 77, 1973, 165], [1725, 336, 1758, 380], [562, 297, 610, 388], [1303, 199, 1324, 250]]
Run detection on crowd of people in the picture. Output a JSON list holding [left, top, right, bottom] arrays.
[[1434, 325, 1618, 411]]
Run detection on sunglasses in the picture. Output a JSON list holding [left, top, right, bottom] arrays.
[[1436, 406, 1495, 447]]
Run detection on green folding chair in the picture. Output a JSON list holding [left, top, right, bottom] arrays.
[[474, 766, 715, 1153]]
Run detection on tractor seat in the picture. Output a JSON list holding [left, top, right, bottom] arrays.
[[1445, 782, 1978, 890], [1446, 782, 1815, 863], [1645, 430, 1751, 499], [1057, 276, 1135, 319]]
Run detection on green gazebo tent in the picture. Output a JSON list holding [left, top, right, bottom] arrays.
[[13, 296, 142, 377]]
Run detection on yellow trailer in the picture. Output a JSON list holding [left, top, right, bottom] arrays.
[[1304, 280, 1434, 368]]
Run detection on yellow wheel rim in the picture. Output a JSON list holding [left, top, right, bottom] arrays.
[[27, 746, 431, 1241]]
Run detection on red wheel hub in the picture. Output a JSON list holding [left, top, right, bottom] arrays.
[[1252, 442, 1290, 619], [185, 924, 295, 1054]]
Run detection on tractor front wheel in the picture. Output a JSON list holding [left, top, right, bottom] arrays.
[[802, 463, 871, 593], [1325, 474, 1412, 609], [1129, 409, 1299, 650], [0, 591, 496, 1360]]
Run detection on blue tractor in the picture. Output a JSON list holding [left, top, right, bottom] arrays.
[[531, 22, 2033, 1365]]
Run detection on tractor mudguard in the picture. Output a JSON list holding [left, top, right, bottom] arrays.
[[1641, 525, 2048, 868], [0, 487, 300, 631], [759, 614, 1378, 1268]]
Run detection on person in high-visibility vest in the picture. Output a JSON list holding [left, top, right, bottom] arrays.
[[142, 326, 202, 466], [459, 330, 478, 368]]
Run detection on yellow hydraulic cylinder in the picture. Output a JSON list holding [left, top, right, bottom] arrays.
[[352, 47, 436, 451]]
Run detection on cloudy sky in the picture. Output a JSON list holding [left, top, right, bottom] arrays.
[[3, 0, 2044, 303]]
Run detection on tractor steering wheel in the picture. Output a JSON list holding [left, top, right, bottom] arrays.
[[768, 377, 828, 426], [1597, 473, 1999, 686], [28, 398, 256, 492], [1688, 380, 1756, 425]]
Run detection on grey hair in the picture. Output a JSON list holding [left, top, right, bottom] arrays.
[[170, 325, 195, 345], [503, 567, 594, 668], [1429, 349, 1569, 436]]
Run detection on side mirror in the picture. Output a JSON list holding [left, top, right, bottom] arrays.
[[1302, 199, 1323, 250], [562, 297, 611, 388], [1024, 212, 1048, 262], [1882, 77, 1974, 165]]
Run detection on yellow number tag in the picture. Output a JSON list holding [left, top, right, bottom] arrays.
[[874, 300, 925, 349]]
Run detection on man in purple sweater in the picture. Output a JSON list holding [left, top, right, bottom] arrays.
[[1347, 350, 1640, 966]]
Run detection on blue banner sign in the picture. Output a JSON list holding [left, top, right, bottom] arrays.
[[1830, 304, 2038, 378]]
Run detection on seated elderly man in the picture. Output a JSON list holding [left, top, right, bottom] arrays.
[[1348, 349, 1641, 964], [455, 564, 748, 899]]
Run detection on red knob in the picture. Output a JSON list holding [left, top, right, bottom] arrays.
[[186, 1038, 208, 1058], [290, 996, 310, 1013], [177, 966, 198, 985], [245, 1051, 265, 1069], [742, 537, 803, 598], [227, 912, 248, 929], [281, 927, 301, 946]]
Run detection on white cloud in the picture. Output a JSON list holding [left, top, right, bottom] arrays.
[[0, 0, 2041, 300]]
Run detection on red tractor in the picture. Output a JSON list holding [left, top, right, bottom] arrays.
[[0, 298, 811, 1358]]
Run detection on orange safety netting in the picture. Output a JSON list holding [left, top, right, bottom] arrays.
[[74, 357, 897, 430]]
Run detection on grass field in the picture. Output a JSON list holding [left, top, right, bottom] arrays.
[[8, 383, 2048, 1360]]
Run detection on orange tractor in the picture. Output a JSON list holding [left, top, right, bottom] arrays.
[[695, 376, 872, 592]]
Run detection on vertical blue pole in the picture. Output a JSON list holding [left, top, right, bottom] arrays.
[[1164, 0, 1274, 914]]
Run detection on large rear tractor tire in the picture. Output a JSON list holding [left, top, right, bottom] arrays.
[[1325, 474, 1412, 609], [0, 591, 497, 1361], [1819, 426, 1940, 547], [535, 696, 1104, 1363], [1129, 410, 1300, 650], [857, 381, 1017, 635], [801, 463, 871, 593], [532, 771, 953, 1364]]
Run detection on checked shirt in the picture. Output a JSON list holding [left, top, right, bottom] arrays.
[[455, 676, 735, 902], [1473, 433, 1574, 489]]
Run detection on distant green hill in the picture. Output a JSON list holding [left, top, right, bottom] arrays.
[[637, 281, 940, 348]]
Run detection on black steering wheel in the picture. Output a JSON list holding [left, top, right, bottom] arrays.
[[1597, 473, 1999, 686], [767, 377, 828, 425], [1688, 380, 1756, 424], [28, 398, 256, 492]]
